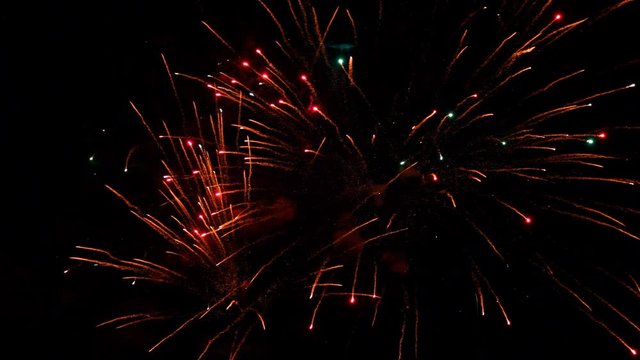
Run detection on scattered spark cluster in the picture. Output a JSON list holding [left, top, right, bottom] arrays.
[[73, 0, 639, 358]]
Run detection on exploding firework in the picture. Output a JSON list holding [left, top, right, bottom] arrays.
[[72, 0, 639, 358]]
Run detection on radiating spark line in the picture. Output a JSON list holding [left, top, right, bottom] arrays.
[[591, 292, 640, 333], [358, 228, 410, 248], [258, 0, 291, 49], [582, 310, 638, 356], [324, 218, 379, 250], [549, 197, 627, 227], [550, 177, 636, 186], [129, 102, 164, 155], [350, 252, 362, 304], [527, 69, 585, 99], [567, 83, 637, 107], [345, 134, 364, 159], [495, 198, 531, 223], [476, 32, 517, 74], [386, 213, 397, 230], [251, 309, 266, 330], [372, 286, 385, 327], [249, 246, 292, 284], [407, 109, 438, 140], [398, 302, 407, 360], [468, 220, 505, 262], [197, 313, 248, 360], [309, 288, 327, 330], [372, 263, 378, 299], [386, 162, 418, 186], [445, 192, 457, 208], [149, 310, 207, 352], [346, 9, 358, 43], [96, 313, 153, 328], [228, 324, 256, 360], [471, 272, 485, 316], [544, 265, 593, 311], [115, 315, 171, 329], [201, 21, 236, 53], [550, 209, 640, 241]]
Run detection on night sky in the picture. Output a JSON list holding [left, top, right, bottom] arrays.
[[5, 0, 640, 359]]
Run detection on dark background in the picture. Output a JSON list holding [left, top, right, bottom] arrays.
[[4, 0, 639, 359]]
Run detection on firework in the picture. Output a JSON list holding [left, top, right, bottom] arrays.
[[72, 0, 639, 358]]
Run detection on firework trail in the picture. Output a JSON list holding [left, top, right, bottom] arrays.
[[72, 0, 639, 358]]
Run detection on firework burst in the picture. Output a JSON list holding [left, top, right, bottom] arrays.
[[72, 0, 639, 358]]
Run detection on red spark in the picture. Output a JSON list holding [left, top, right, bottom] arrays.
[[597, 132, 607, 139], [525, 217, 533, 225], [300, 74, 308, 81], [262, 73, 269, 79], [312, 106, 320, 112], [241, 61, 250, 67], [554, 13, 563, 21], [187, 140, 193, 146]]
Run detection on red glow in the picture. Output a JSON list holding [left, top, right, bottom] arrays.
[[554, 13, 563, 21], [431, 173, 439, 182], [215, 192, 223, 197], [262, 73, 269, 79], [255, 49, 262, 54], [631, 349, 637, 356], [350, 296, 356, 304], [215, 92, 222, 97], [300, 74, 308, 81], [241, 61, 249, 67], [278, 99, 285, 104], [597, 132, 607, 139], [187, 140, 193, 146], [231, 80, 238, 84], [312, 106, 320, 112], [525, 217, 532, 224]]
